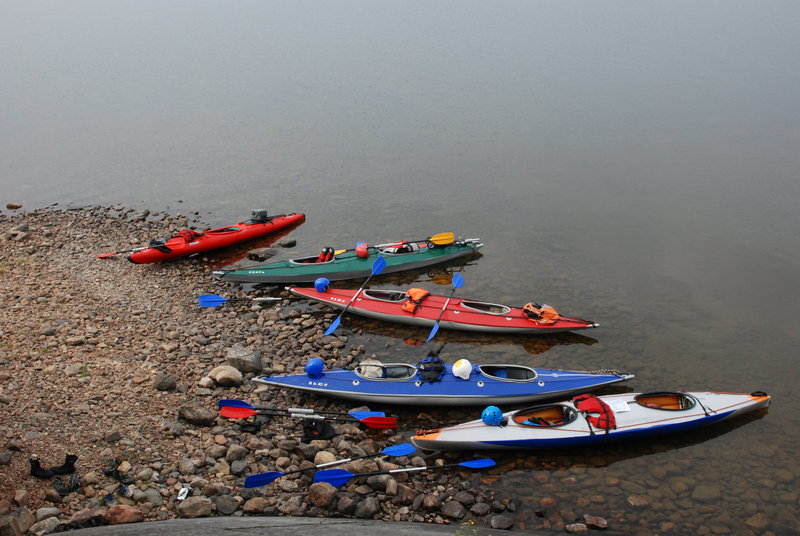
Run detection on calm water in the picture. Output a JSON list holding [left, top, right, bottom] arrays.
[[2, 1, 799, 532]]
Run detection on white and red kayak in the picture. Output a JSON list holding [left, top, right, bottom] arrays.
[[288, 287, 598, 334], [411, 391, 771, 451]]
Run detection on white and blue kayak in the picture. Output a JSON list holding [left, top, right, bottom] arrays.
[[411, 390, 771, 450], [253, 357, 633, 406]]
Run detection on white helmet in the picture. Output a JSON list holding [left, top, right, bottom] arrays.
[[452, 359, 472, 380]]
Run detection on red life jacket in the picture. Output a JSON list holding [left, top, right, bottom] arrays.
[[402, 288, 430, 313], [573, 394, 616, 430], [316, 247, 335, 263], [177, 229, 203, 243]]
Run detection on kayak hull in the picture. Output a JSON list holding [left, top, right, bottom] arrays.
[[214, 239, 482, 284], [411, 391, 770, 450], [289, 287, 598, 334], [253, 362, 633, 406], [128, 213, 305, 264]]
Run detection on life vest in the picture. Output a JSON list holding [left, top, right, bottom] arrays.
[[417, 356, 444, 383], [402, 288, 430, 313], [316, 247, 335, 263], [573, 394, 616, 431], [523, 302, 559, 325], [177, 229, 203, 243]]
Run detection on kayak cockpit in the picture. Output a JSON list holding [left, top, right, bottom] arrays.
[[478, 364, 538, 382], [634, 392, 696, 411], [361, 290, 407, 302], [512, 404, 578, 428], [459, 300, 511, 315], [290, 255, 335, 265], [354, 361, 417, 381]]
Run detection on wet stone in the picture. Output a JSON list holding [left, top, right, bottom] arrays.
[[582, 513, 608, 529], [490, 514, 515, 530], [470, 502, 491, 516], [566, 523, 588, 533], [354, 496, 380, 519], [441, 500, 466, 520], [212, 495, 239, 515]]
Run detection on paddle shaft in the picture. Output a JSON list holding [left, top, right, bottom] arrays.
[[334, 233, 455, 255], [324, 256, 386, 335]]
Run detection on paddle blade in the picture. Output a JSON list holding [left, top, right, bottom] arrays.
[[425, 323, 440, 343], [218, 399, 255, 410], [198, 294, 228, 307], [97, 252, 118, 259], [451, 273, 465, 289], [324, 316, 342, 336], [381, 443, 416, 457], [348, 410, 386, 419], [459, 458, 496, 469], [244, 471, 284, 488], [314, 468, 354, 487], [360, 416, 397, 429], [372, 256, 387, 275], [219, 406, 257, 419], [428, 232, 455, 246]]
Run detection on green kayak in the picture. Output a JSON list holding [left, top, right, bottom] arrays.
[[213, 234, 483, 284]]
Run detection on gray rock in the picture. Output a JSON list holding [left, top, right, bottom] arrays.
[[226, 345, 262, 374], [176, 496, 214, 518], [153, 373, 178, 391], [225, 444, 248, 462], [470, 502, 491, 515], [441, 501, 466, 520], [277, 495, 306, 516], [354, 496, 380, 519], [34, 507, 60, 522], [337, 494, 358, 515], [177, 458, 197, 475], [178, 405, 217, 427], [212, 495, 239, 515], [691, 484, 721, 502], [143, 487, 164, 506], [230, 459, 248, 476], [277, 239, 296, 248], [0, 452, 11, 465], [490, 514, 515, 530], [247, 248, 277, 261], [27, 516, 62, 536], [582, 513, 608, 529], [452, 490, 475, 506]]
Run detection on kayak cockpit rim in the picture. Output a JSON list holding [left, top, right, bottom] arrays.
[[478, 364, 538, 382], [289, 255, 335, 265], [354, 362, 418, 381], [634, 392, 697, 411], [459, 300, 512, 315], [511, 403, 579, 428], [360, 289, 407, 302]]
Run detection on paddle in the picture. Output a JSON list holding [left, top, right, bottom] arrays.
[[314, 458, 496, 487], [243, 443, 416, 488], [425, 273, 465, 343], [218, 406, 397, 429], [217, 399, 385, 419], [198, 294, 283, 307], [97, 246, 153, 259], [324, 256, 387, 336], [333, 232, 455, 255]]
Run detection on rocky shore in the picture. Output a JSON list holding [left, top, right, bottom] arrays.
[[0, 206, 531, 535]]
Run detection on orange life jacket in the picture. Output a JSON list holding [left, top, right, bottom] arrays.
[[573, 394, 616, 431], [523, 302, 559, 325], [402, 288, 430, 313]]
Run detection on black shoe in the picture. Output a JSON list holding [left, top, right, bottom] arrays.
[[50, 454, 78, 475], [30, 456, 55, 479]]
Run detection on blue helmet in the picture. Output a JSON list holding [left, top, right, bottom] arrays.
[[481, 405, 504, 426], [314, 277, 331, 293], [305, 357, 325, 377]]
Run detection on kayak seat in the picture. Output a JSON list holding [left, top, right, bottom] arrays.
[[635, 392, 695, 411], [207, 227, 239, 234], [459, 301, 511, 315], [362, 290, 407, 302], [514, 405, 575, 427]]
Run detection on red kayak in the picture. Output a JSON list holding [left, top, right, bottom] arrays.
[[98, 211, 305, 264], [289, 286, 599, 335]]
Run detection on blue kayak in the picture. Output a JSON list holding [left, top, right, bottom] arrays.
[[253, 358, 634, 406]]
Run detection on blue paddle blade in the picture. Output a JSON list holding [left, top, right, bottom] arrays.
[[451, 273, 465, 289], [217, 399, 255, 410], [244, 471, 284, 488], [381, 443, 416, 457], [372, 256, 387, 275], [314, 468, 354, 487], [460, 458, 496, 469], [425, 323, 440, 343], [198, 294, 228, 307], [348, 410, 386, 419], [323, 316, 341, 336]]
